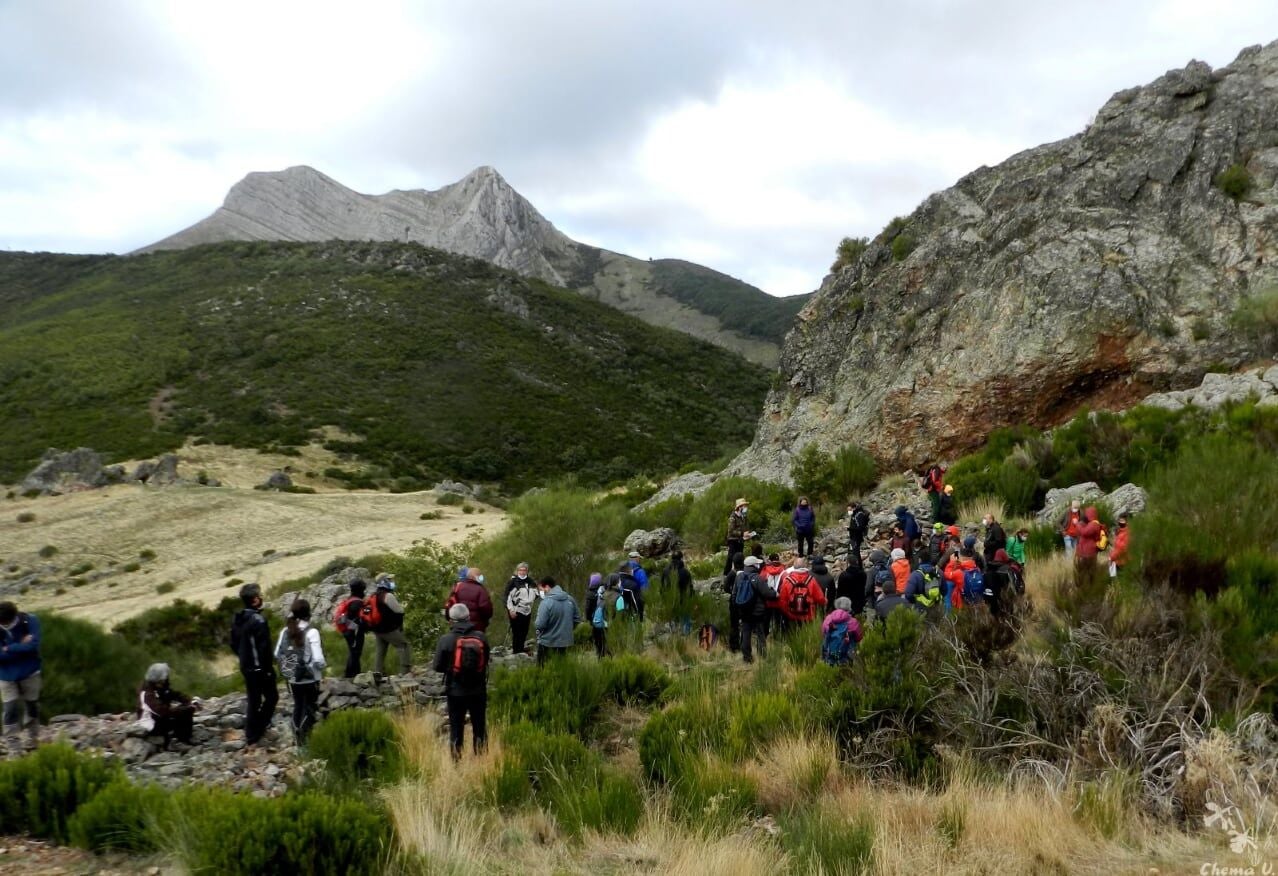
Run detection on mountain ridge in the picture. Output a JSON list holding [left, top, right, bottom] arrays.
[[142, 166, 807, 365]]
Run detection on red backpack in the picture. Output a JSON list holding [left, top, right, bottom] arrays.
[[360, 593, 384, 630], [786, 571, 813, 618], [333, 596, 363, 633], [452, 634, 487, 682]]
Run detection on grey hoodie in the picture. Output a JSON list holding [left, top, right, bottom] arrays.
[[535, 586, 582, 648]]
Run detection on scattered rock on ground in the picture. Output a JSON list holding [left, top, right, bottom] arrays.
[[623, 528, 681, 558], [262, 470, 293, 490]]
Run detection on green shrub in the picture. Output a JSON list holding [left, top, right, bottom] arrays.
[[0, 743, 122, 842], [678, 476, 794, 553], [168, 787, 391, 875], [937, 800, 967, 850], [639, 704, 715, 783], [545, 764, 643, 838], [382, 539, 470, 658], [68, 777, 170, 852], [1024, 525, 1059, 560], [114, 597, 238, 657], [38, 544, 58, 558], [1215, 162, 1253, 200], [791, 663, 849, 729], [724, 691, 801, 761], [308, 709, 404, 785], [670, 756, 759, 828], [599, 654, 671, 706], [138, 548, 157, 561], [155, 582, 175, 595], [40, 614, 155, 717], [436, 492, 466, 506], [831, 236, 868, 271], [489, 657, 607, 736], [781, 807, 874, 874], [1231, 286, 1278, 356], [17, 511, 36, 523], [891, 233, 918, 261], [122, 561, 141, 573]]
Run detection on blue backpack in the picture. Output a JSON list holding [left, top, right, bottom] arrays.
[[592, 591, 609, 629], [822, 621, 856, 665], [733, 571, 755, 606], [962, 567, 986, 604]]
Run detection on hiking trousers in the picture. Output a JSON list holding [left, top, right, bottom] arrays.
[[796, 529, 815, 558], [374, 629, 412, 675], [288, 681, 320, 745], [740, 617, 768, 663], [1, 672, 40, 756], [510, 613, 532, 654], [242, 669, 279, 745], [592, 627, 607, 659], [446, 692, 487, 758], [342, 628, 365, 678]]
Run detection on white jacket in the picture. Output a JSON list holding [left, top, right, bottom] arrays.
[[274, 621, 326, 683]]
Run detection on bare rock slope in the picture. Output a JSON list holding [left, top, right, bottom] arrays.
[[732, 41, 1278, 482], [143, 166, 799, 365]]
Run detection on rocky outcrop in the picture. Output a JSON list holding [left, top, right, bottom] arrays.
[[20, 448, 194, 495], [276, 565, 372, 621], [1140, 364, 1278, 410], [733, 42, 1278, 483], [433, 479, 475, 498], [139, 166, 795, 366], [1036, 482, 1148, 525], [623, 528, 681, 558], [632, 471, 717, 512]]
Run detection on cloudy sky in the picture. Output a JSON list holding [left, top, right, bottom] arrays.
[[2, 1, 1277, 296]]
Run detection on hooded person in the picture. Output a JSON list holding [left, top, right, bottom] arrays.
[[821, 596, 863, 665], [810, 555, 836, 606], [1074, 506, 1104, 586], [982, 514, 1007, 562], [1109, 516, 1131, 577], [433, 603, 491, 759], [504, 563, 539, 655], [778, 556, 827, 625], [584, 572, 615, 659], [534, 577, 581, 664], [845, 501, 870, 567], [894, 505, 921, 543]]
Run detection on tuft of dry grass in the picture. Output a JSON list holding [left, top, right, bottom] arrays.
[[743, 733, 835, 812], [957, 494, 1006, 527]]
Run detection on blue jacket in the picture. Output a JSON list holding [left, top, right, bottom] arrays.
[[792, 506, 816, 532], [0, 612, 42, 682], [625, 561, 650, 591], [897, 509, 921, 541], [535, 586, 582, 648]]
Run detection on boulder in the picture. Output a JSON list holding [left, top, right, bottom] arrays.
[[1102, 483, 1148, 518], [623, 528, 681, 558], [433, 480, 473, 497], [1140, 366, 1277, 412], [20, 447, 104, 495], [131, 460, 157, 483], [263, 470, 293, 490], [99, 464, 127, 485], [276, 565, 373, 620], [147, 453, 181, 486], [1036, 483, 1105, 526]]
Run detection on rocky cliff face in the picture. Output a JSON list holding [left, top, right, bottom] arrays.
[[732, 41, 1278, 482], [142, 166, 794, 365]]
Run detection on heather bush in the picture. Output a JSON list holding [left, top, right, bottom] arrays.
[[114, 597, 238, 656], [780, 807, 874, 874], [670, 755, 759, 828], [489, 656, 608, 736], [0, 744, 121, 842], [67, 777, 170, 853], [308, 708, 405, 786]]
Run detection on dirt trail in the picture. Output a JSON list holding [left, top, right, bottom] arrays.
[[1, 445, 505, 627]]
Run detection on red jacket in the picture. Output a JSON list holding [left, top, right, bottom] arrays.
[[944, 555, 975, 610], [778, 568, 827, 622], [1075, 509, 1102, 560], [1110, 526, 1130, 566], [445, 579, 494, 631], [1063, 509, 1082, 538], [891, 558, 911, 594], [760, 562, 786, 608]]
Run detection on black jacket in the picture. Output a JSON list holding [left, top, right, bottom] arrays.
[[734, 571, 772, 621], [836, 566, 867, 614], [936, 494, 957, 525], [661, 561, 692, 591], [875, 595, 921, 623], [810, 559, 836, 605], [230, 608, 274, 675], [848, 506, 870, 540], [983, 523, 1007, 561], [433, 621, 491, 697]]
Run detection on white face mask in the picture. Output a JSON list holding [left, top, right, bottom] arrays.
[[478, 574, 486, 585], [517, 573, 528, 580]]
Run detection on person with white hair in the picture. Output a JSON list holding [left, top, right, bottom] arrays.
[[137, 662, 200, 747], [432, 603, 491, 760]]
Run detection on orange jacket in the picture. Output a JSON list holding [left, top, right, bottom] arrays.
[[1110, 526, 1130, 565], [944, 555, 977, 610], [891, 558, 911, 594], [778, 568, 827, 622], [1063, 509, 1082, 538], [1076, 508, 1102, 559]]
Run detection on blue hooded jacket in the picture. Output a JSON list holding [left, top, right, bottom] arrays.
[[0, 612, 42, 682], [895, 506, 921, 541]]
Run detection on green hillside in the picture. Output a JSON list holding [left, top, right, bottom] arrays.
[[648, 259, 811, 345], [0, 241, 770, 488]]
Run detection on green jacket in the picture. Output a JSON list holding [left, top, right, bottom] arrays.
[[1005, 537, 1026, 565]]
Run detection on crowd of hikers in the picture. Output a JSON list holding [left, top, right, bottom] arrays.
[[0, 462, 1134, 763]]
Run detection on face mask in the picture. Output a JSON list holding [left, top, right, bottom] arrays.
[[517, 573, 527, 580], [478, 574, 486, 585]]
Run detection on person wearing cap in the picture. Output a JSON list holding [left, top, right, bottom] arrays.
[[504, 563, 539, 655], [0, 601, 43, 757], [370, 573, 412, 677], [433, 603, 491, 759], [229, 583, 278, 745], [136, 662, 199, 748], [724, 498, 752, 589], [1108, 516, 1130, 578], [737, 556, 773, 664], [937, 484, 957, 525]]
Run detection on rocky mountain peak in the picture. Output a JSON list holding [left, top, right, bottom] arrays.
[[731, 39, 1278, 483]]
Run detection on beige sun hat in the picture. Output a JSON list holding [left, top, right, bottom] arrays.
[[734, 498, 749, 510]]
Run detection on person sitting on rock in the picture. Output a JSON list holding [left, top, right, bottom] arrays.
[[137, 662, 199, 747]]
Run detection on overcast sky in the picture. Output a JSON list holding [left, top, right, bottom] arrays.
[[2, 1, 1277, 296]]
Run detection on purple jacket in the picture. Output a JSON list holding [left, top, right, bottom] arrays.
[[792, 505, 816, 532]]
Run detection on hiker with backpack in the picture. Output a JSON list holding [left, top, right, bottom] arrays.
[[821, 597, 863, 665], [734, 556, 773, 664], [433, 603, 490, 759], [875, 576, 921, 623], [230, 584, 278, 746], [894, 506, 921, 547], [274, 598, 326, 746], [333, 579, 367, 678], [584, 573, 618, 659], [845, 501, 870, 567], [613, 562, 645, 621], [1109, 516, 1130, 578], [136, 662, 199, 748], [986, 549, 1025, 617], [944, 544, 985, 611], [0, 601, 42, 758], [865, 548, 891, 612], [445, 568, 494, 633], [792, 496, 817, 559], [1074, 506, 1104, 588], [504, 563, 539, 655], [534, 577, 581, 664], [364, 573, 412, 677], [919, 463, 946, 521], [778, 556, 826, 627], [904, 564, 944, 615]]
